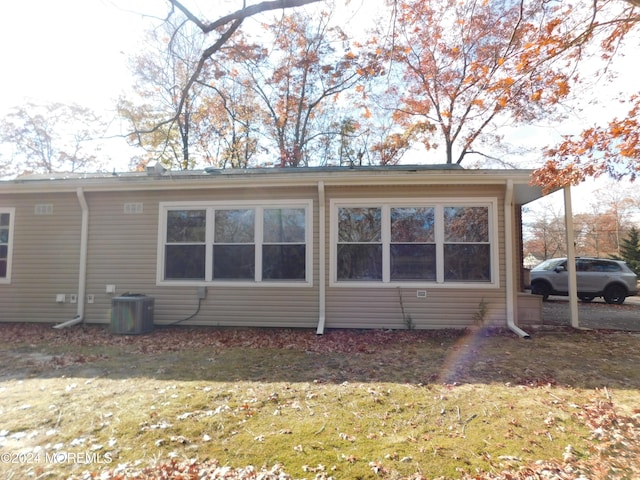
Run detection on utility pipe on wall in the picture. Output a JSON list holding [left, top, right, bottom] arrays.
[[316, 181, 326, 334], [53, 187, 88, 328]]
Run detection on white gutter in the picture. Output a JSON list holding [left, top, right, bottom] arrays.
[[504, 180, 530, 339], [316, 181, 326, 334], [3, 169, 541, 195], [53, 187, 88, 328]]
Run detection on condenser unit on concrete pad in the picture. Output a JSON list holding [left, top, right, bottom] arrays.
[[111, 294, 154, 334]]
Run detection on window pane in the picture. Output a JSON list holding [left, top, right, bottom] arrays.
[[215, 209, 255, 243], [390, 244, 436, 280], [0, 229, 8, 244], [338, 208, 381, 242], [0, 245, 6, 257], [337, 244, 382, 280], [167, 210, 206, 243], [391, 207, 435, 242], [0, 213, 9, 226], [444, 244, 491, 281], [593, 260, 620, 272], [0, 260, 6, 278], [213, 245, 255, 279], [444, 207, 489, 242], [263, 245, 306, 280], [264, 208, 305, 243], [165, 245, 205, 279]]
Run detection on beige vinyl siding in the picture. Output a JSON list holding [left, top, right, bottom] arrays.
[[325, 288, 507, 329], [83, 190, 159, 324], [0, 193, 82, 323], [83, 187, 319, 327], [323, 184, 507, 329], [154, 286, 318, 328], [1, 175, 519, 330]]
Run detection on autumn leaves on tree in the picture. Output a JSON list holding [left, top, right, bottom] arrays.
[[122, 0, 640, 189], [384, 0, 574, 166], [1, 0, 638, 191]]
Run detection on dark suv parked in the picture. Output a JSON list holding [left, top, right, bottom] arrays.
[[530, 257, 638, 304]]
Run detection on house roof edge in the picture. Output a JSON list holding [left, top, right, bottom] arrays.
[[0, 165, 552, 203]]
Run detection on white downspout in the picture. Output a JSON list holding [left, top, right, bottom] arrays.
[[316, 181, 326, 334], [504, 180, 530, 339], [53, 187, 88, 328]]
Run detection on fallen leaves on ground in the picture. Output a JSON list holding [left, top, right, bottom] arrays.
[[0, 322, 466, 355], [67, 390, 639, 480], [69, 459, 295, 480], [2, 324, 639, 479]]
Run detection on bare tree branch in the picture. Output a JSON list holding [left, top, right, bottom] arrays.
[[170, 0, 322, 33], [138, 0, 322, 145]]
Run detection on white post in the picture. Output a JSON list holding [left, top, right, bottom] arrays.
[[563, 186, 579, 328]]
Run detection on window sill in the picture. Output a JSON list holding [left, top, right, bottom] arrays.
[[329, 281, 499, 289], [157, 280, 313, 288]]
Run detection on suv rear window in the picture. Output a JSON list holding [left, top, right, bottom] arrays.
[[591, 260, 621, 272], [533, 259, 565, 271]]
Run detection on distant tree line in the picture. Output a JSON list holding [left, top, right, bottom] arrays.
[[524, 184, 640, 269]]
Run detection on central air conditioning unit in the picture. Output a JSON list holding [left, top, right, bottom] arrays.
[[111, 294, 154, 335]]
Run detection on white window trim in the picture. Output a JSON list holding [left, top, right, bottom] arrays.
[[0, 207, 15, 284], [157, 200, 313, 287], [329, 198, 499, 289]]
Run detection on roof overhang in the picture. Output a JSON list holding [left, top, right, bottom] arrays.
[[0, 166, 557, 204]]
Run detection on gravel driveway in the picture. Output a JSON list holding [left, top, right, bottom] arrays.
[[541, 295, 640, 331]]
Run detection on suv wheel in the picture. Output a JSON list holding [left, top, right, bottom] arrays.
[[531, 280, 551, 300], [603, 284, 627, 305]]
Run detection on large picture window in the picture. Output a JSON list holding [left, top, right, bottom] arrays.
[[337, 207, 382, 280], [444, 206, 490, 282], [159, 201, 311, 286], [263, 208, 306, 280], [0, 208, 15, 283], [331, 200, 496, 287], [214, 209, 255, 280], [391, 207, 436, 281], [165, 209, 206, 280]]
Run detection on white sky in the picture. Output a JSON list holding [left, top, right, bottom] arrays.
[[0, 0, 161, 112], [0, 0, 166, 168], [0, 0, 637, 215], [0, 0, 371, 113]]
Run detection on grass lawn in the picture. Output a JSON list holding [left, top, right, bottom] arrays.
[[0, 324, 639, 479]]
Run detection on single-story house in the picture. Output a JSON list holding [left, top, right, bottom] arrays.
[[0, 165, 557, 336]]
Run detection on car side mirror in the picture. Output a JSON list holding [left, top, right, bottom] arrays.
[[554, 266, 566, 273]]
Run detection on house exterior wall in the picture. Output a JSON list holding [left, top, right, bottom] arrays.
[[0, 173, 521, 330], [83, 186, 320, 328], [322, 184, 507, 329], [0, 192, 82, 323]]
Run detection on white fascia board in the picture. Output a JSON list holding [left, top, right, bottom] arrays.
[[0, 169, 540, 195]]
